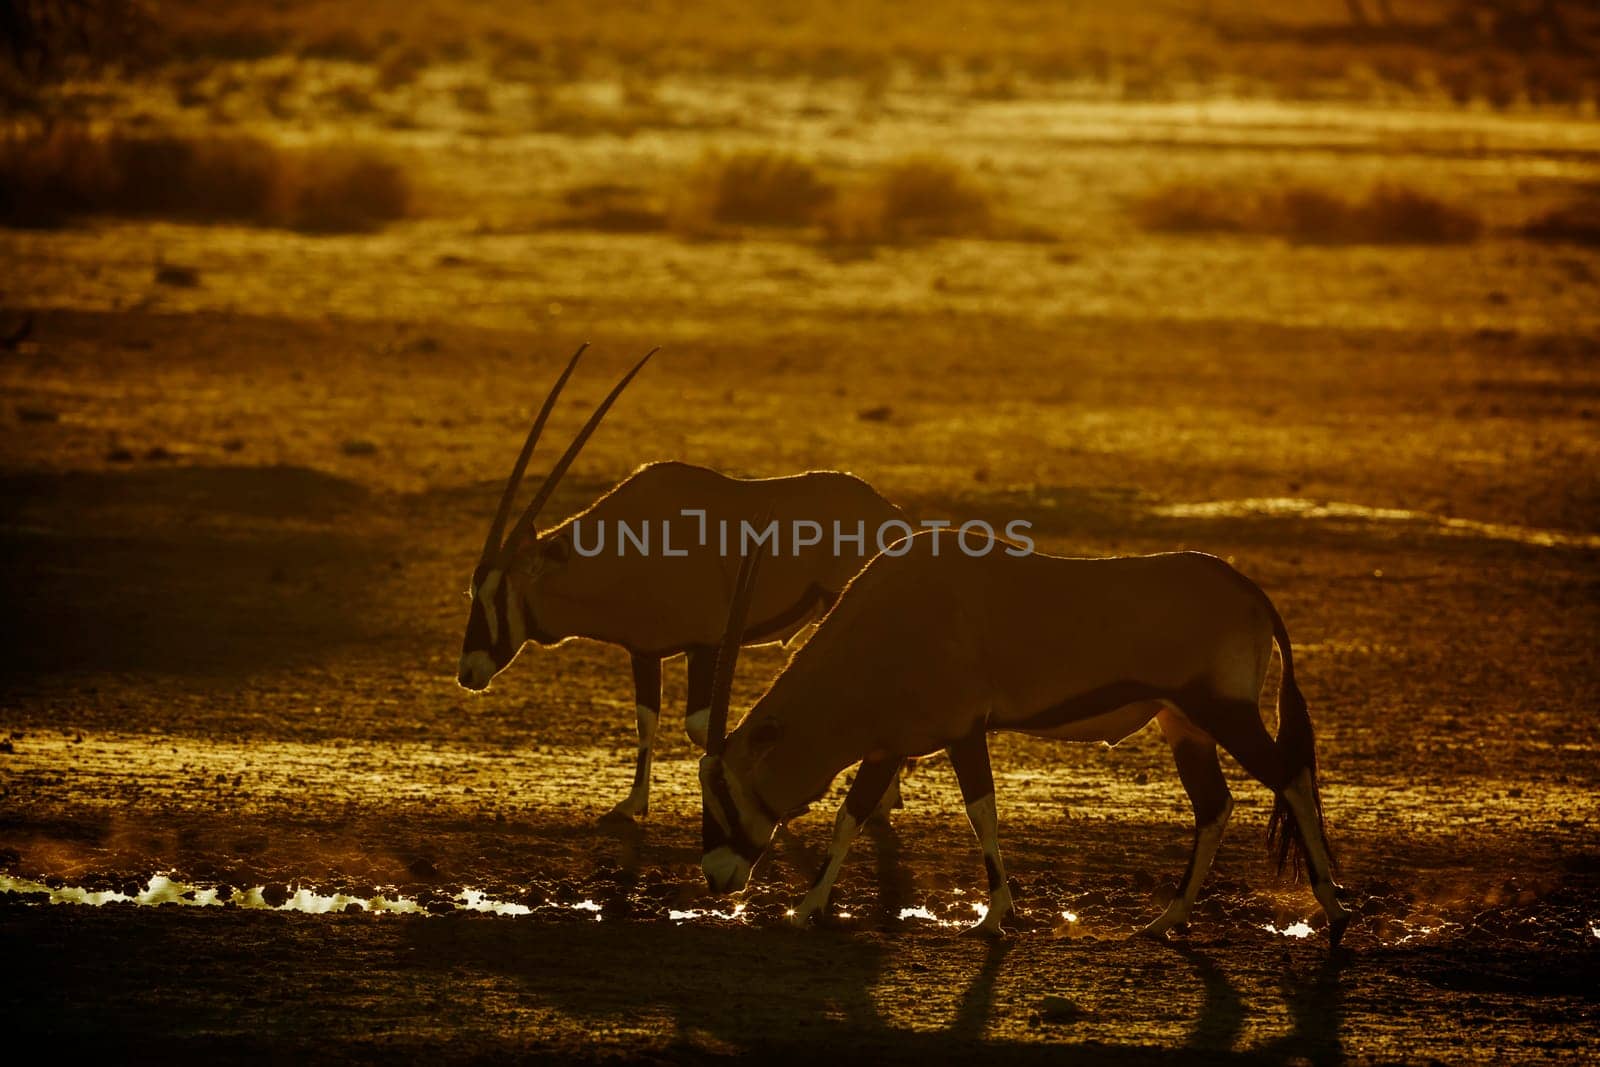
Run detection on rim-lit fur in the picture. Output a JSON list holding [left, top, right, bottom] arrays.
[[460, 461, 905, 687], [702, 531, 1349, 943]]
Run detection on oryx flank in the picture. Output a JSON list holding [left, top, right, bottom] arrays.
[[458, 344, 905, 820], [699, 530, 1351, 944]]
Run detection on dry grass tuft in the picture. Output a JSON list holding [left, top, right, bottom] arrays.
[[670, 151, 835, 234], [826, 156, 993, 243], [0, 127, 409, 233], [1135, 180, 1481, 244], [665, 150, 995, 244], [1522, 197, 1600, 248]]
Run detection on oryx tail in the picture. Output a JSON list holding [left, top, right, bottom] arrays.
[[1262, 594, 1332, 882]]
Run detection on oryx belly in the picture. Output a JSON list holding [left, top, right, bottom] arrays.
[[1016, 699, 1164, 745]]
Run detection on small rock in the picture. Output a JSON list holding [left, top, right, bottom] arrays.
[[340, 438, 378, 456], [144, 445, 173, 461], [221, 437, 245, 453], [16, 405, 58, 423], [1037, 995, 1090, 1023], [154, 264, 201, 288], [408, 856, 438, 878], [857, 405, 892, 422], [107, 446, 135, 462], [0, 739, 12, 754]]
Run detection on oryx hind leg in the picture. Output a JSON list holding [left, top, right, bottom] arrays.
[[684, 645, 715, 749], [1142, 706, 1234, 938], [790, 755, 899, 927], [1186, 697, 1347, 940], [604, 654, 662, 821], [947, 726, 1014, 938]]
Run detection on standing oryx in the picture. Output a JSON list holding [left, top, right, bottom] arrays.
[[699, 531, 1351, 944], [458, 343, 906, 820]]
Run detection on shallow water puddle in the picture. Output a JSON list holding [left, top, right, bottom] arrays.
[[1261, 920, 1315, 939], [667, 903, 746, 923], [1151, 497, 1600, 550], [0, 872, 543, 916]]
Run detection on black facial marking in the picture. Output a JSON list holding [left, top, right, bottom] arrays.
[[702, 764, 766, 865], [462, 595, 493, 657]]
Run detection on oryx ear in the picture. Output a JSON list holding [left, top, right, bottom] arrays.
[[540, 533, 571, 567]]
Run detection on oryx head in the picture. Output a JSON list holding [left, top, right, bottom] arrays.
[[700, 531, 782, 893], [457, 343, 656, 692]]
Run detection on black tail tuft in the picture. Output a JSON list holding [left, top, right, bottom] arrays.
[[1264, 607, 1335, 882]]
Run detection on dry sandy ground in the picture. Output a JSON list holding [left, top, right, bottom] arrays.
[[2, 69, 1599, 1063]]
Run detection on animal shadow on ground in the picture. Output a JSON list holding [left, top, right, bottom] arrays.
[[402, 917, 1300, 1064]]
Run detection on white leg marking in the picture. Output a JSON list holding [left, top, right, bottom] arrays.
[[790, 804, 860, 927], [964, 793, 1013, 937], [685, 707, 710, 749], [1282, 768, 1350, 931], [871, 772, 904, 820], [607, 703, 658, 820], [1143, 796, 1234, 937]]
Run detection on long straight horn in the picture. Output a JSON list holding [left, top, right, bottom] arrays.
[[479, 342, 589, 565], [497, 346, 658, 562], [706, 518, 769, 758]]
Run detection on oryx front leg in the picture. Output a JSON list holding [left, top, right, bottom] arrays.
[[604, 655, 662, 821], [684, 645, 715, 749], [789, 756, 899, 928], [1143, 707, 1233, 938], [948, 727, 1013, 937]]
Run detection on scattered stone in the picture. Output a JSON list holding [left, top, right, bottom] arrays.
[[107, 446, 135, 462], [1037, 995, 1090, 1024], [144, 445, 174, 461], [0, 739, 12, 754], [154, 264, 201, 288], [340, 438, 378, 456], [408, 856, 438, 878], [221, 437, 245, 453], [857, 405, 892, 422], [16, 405, 58, 423]]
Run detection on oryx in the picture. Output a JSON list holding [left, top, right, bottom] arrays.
[[458, 344, 906, 820], [698, 530, 1351, 944]]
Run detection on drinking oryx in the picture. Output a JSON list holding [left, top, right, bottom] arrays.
[[698, 530, 1351, 944], [457, 343, 906, 820]]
